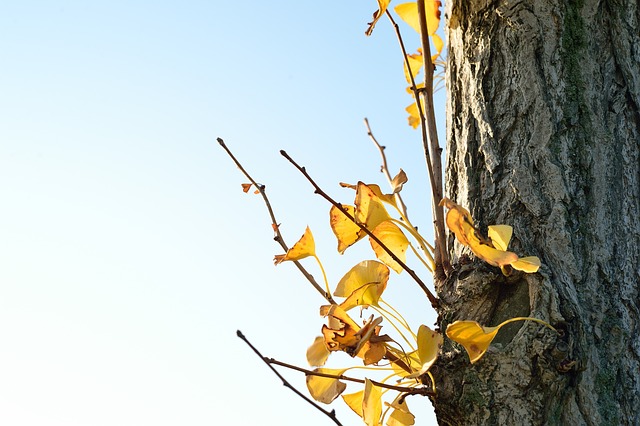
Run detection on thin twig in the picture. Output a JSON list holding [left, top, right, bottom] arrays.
[[217, 138, 336, 304], [237, 331, 344, 425], [267, 358, 434, 397], [416, 0, 448, 277], [279, 150, 439, 309], [364, 117, 409, 218]]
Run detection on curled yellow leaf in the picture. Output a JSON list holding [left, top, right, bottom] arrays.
[[355, 182, 392, 230], [446, 317, 556, 364], [273, 226, 315, 264], [365, 0, 391, 36]]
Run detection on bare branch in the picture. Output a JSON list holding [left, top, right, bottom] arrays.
[[279, 150, 439, 309], [217, 138, 336, 304], [416, 0, 448, 277], [364, 117, 409, 218], [267, 358, 434, 397], [237, 330, 344, 425]]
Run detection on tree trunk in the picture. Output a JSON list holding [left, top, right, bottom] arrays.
[[433, 0, 640, 424]]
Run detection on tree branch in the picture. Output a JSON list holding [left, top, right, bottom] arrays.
[[279, 149, 439, 309], [217, 137, 336, 304], [267, 358, 434, 397], [237, 330, 343, 425]]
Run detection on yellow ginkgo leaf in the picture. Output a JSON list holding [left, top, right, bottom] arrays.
[[342, 390, 364, 417], [365, 0, 391, 36], [403, 50, 424, 85], [306, 336, 330, 367], [362, 379, 383, 426], [334, 260, 389, 298], [330, 205, 365, 253], [386, 396, 415, 426], [406, 325, 442, 378], [511, 256, 541, 273], [306, 368, 348, 404], [440, 198, 520, 267], [431, 33, 444, 56], [471, 242, 519, 267], [487, 225, 513, 252], [369, 221, 409, 274], [405, 101, 422, 129], [274, 226, 315, 264], [340, 182, 399, 209], [394, 1, 442, 35], [355, 182, 392, 230], [446, 317, 556, 364]]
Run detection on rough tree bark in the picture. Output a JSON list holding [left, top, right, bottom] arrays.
[[433, 0, 640, 425]]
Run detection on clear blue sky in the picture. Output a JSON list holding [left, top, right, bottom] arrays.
[[0, 1, 444, 425]]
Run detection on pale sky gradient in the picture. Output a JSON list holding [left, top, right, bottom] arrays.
[[0, 2, 444, 425]]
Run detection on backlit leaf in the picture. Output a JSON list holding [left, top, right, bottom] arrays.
[[334, 260, 390, 297], [363, 379, 383, 426], [306, 368, 348, 404], [403, 50, 424, 85], [241, 183, 252, 193], [306, 336, 330, 367], [339, 282, 385, 311], [370, 221, 409, 273], [274, 226, 315, 264], [330, 205, 365, 253], [406, 325, 442, 378], [342, 390, 364, 417], [394, 1, 442, 36], [365, 0, 391, 36], [355, 182, 392, 230]]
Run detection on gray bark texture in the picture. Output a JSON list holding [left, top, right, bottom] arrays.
[[433, 0, 640, 424]]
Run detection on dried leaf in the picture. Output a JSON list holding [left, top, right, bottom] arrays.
[[241, 183, 252, 193], [306, 336, 330, 367], [365, 0, 391, 36], [274, 226, 315, 264], [390, 169, 408, 194], [306, 368, 347, 404]]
